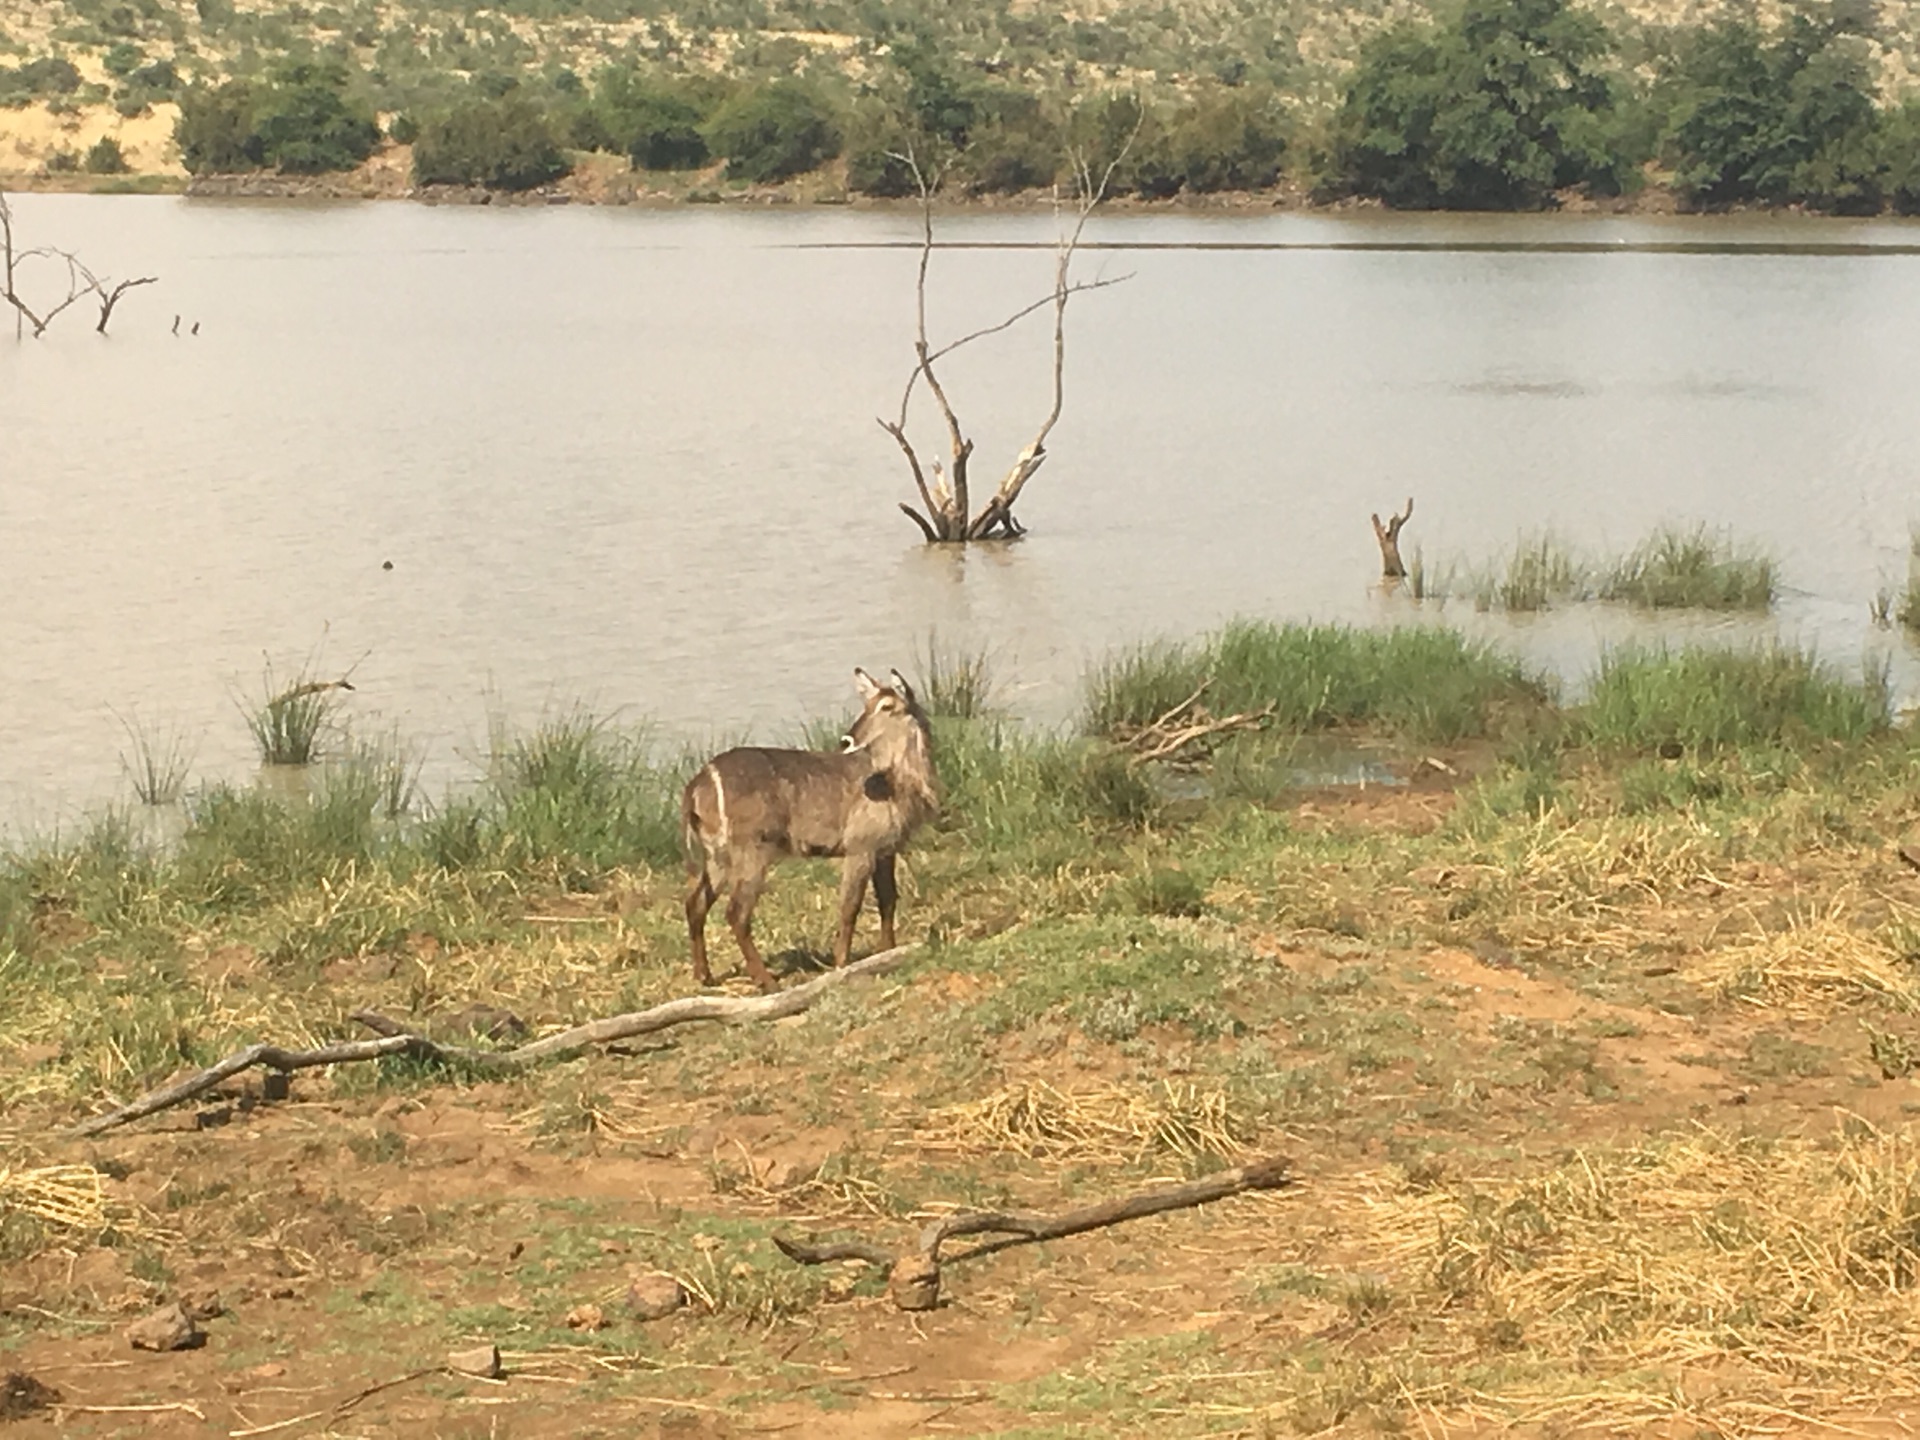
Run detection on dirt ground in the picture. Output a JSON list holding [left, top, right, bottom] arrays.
[[8, 764, 1920, 1437]]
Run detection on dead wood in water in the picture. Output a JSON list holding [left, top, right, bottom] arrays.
[[776, 1155, 1293, 1310], [886, 143, 1134, 544], [1372, 497, 1415, 579], [64, 946, 920, 1137]]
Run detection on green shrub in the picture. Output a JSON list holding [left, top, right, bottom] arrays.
[[1332, 0, 1634, 209], [1131, 86, 1288, 195], [175, 65, 378, 175], [0, 57, 83, 108], [103, 42, 143, 78], [702, 79, 840, 183], [1582, 646, 1889, 751], [1880, 97, 1920, 216], [176, 81, 262, 173], [84, 136, 128, 174], [1660, 11, 1884, 212], [413, 93, 571, 190], [593, 67, 711, 169], [250, 62, 379, 174]]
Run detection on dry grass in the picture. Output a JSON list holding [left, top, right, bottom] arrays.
[[1358, 1121, 1920, 1424], [0, 1161, 109, 1236], [1689, 898, 1920, 1014], [919, 1079, 1253, 1165]]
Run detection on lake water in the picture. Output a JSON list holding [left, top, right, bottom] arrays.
[[4, 195, 1920, 832]]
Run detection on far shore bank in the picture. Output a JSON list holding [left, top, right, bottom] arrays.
[[5, 164, 1897, 221]]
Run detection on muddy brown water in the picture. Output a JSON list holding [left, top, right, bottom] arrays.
[[4, 196, 1920, 831]]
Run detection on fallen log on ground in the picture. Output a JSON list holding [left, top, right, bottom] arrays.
[[65, 945, 919, 1139], [774, 1153, 1293, 1310]]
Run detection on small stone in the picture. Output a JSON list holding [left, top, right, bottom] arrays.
[[758, 1158, 817, 1191], [126, 1302, 203, 1352], [243, 1362, 287, 1380], [179, 1288, 225, 1321], [447, 1343, 502, 1379], [564, 1304, 607, 1332], [267, 1285, 297, 1300], [888, 1255, 941, 1312], [624, 1273, 687, 1322], [1, 1373, 62, 1421]]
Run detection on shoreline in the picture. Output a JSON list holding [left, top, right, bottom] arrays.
[[6, 165, 1909, 220]]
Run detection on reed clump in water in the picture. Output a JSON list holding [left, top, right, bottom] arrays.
[[243, 663, 355, 766], [1599, 524, 1776, 611], [114, 711, 196, 806], [1468, 534, 1588, 613]]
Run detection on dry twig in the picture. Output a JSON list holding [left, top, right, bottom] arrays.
[[1112, 680, 1274, 766], [775, 1154, 1292, 1310]]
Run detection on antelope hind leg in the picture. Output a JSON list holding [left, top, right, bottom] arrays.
[[725, 866, 777, 992], [685, 861, 719, 987]]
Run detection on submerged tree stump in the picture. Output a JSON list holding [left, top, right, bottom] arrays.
[[1372, 497, 1415, 579]]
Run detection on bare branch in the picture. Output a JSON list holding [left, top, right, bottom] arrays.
[[65, 946, 922, 1137], [897, 503, 939, 543], [777, 1155, 1294, 1310], [878, 416, 940, 525], [2, 190, 158, 339]]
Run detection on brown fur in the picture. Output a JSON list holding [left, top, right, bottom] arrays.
[[682, 668, 938, 991]]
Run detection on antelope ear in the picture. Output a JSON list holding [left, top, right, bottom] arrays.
[[890, 669, 918, 706], [853, 667, 882, 701]]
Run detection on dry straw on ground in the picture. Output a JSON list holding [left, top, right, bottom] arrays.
[[1357, 1121, 1920, 1424], [0, 1160, 109, 1236], [1687, 897, 1920, 1014], [919, 1079, 1252, 1165]]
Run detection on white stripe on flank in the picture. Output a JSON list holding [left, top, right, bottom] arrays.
[[708, 764, 729, 852]]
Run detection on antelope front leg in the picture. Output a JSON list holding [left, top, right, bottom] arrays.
[[872, 853, 898, 952], [833, 853, 876, 967]]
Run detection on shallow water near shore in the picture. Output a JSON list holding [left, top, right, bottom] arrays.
[[5, 196, 1920, 832]]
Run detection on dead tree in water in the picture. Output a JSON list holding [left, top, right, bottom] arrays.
[[77, 260, 158, 335], [1372, 497, 1414, 579], [1, 188, 157, 338], [883, 148, 1132, 543]]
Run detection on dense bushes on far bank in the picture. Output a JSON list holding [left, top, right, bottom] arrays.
[[176, 62, 378, 175], [155, 0, 1920, 213]]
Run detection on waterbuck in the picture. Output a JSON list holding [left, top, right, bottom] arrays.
[[682, 667, 938, 991]]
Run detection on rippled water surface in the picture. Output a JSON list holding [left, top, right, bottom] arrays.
[[5, 196, 1920, 828]]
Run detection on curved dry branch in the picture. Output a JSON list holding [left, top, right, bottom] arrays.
[[64, 946, 921, 1137], [64, 1035, 489, 1138], [776, 1154, 1294, 1310], [503, 943, 918, 1062]]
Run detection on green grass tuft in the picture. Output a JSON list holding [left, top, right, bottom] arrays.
[[914, 633, 999, 719], [1086, 622, 1548, 745], [1582, 645, 1889, 751], [1600, 525, 1776, 611], [114, 710, 196, 806], [1469, 534, 1588, 613], [243, 662, 355, 766]]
